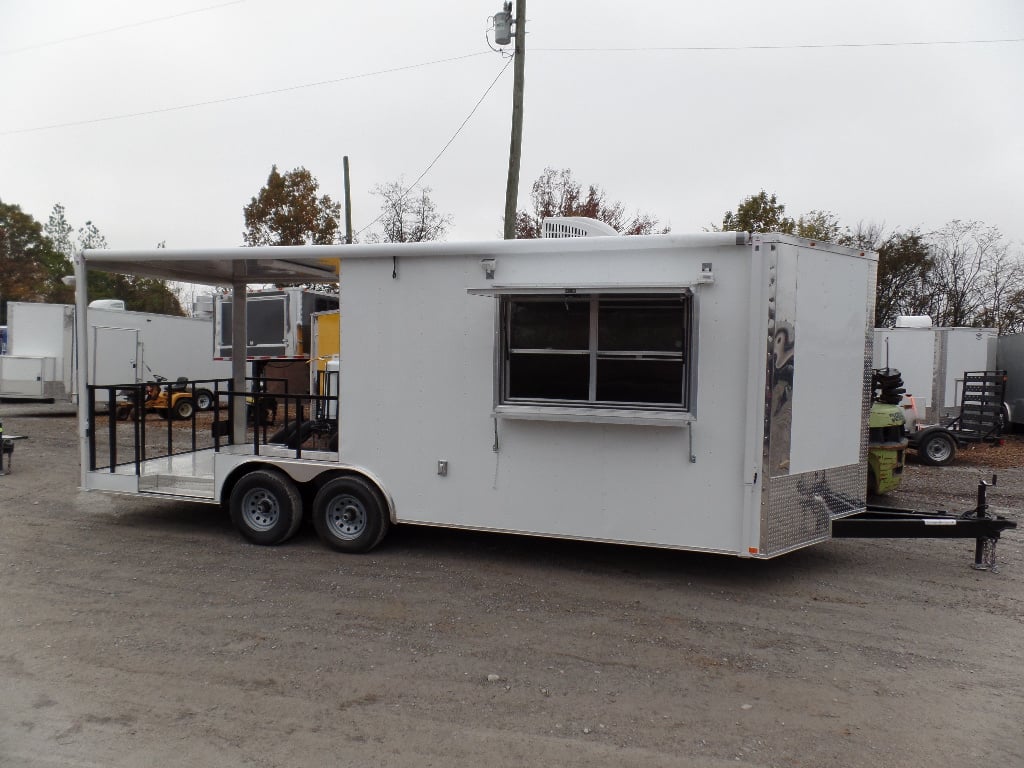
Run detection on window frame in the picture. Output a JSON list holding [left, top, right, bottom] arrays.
[[497, 290, 694, 418]]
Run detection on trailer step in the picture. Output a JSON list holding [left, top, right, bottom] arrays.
[[138, 473, 215, 499]]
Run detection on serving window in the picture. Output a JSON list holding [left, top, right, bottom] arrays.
[[501, 292, 692, 411]]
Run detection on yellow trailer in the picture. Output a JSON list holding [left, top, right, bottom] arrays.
[[309, 309, 339, 400]]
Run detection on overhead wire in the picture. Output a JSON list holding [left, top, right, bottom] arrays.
[[355, 56, 513, 239], [534, 37, 1024, 53], [0, 0, 248, 56], [0, 52, 490, 136], [4, 35, 1018, 136], [354, 56, 514, 239]]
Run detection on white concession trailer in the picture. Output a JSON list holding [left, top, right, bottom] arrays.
[[76, 232, 877, 559]]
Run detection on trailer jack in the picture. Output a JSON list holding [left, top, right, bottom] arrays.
[[832, 476, 1016, 572]]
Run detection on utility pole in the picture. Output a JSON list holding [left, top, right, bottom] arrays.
[[501, 0, 526, 240], [343, 156, 353, 244]]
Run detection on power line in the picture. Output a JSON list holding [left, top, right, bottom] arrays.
[[355, 58, 513, 239], [0, 0, 248, 56], [535, 37, 1024, 53], [0, 52, 489, 137], [5, 35, 1017, 137]]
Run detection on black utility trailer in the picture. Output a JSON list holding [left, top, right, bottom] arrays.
[[909, 370, 1007, 466]]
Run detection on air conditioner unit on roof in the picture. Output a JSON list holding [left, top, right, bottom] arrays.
[[541, 217, 619, 238]]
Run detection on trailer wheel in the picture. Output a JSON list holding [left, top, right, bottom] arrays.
[[312, 476, 389, 553], [173, 398, 195, 420], [229, 469, 303, 545], [918, 431, 956, 466], [194, 389, 214, 411]]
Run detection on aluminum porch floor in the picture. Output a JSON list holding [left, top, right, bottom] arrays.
[[103, 444, 339, 500], [117, 448, 219, 499]]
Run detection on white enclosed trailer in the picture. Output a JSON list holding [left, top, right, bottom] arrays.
[[0, 302, 74, 398], [998, 332, 1024, 427], [873, 321, 997, 419], [213, 288, 338, 361], [0, 301, 230, 401], [76, 232, 877, 559]]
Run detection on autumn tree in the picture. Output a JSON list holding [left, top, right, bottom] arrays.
[[514, 167, 667, 238], [369, 180, 452, 243], [243, 165, 341, 246]]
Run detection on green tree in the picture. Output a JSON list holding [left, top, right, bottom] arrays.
[[514, 167, 668, 238], [872, 229, 933, 327], [795, 210, 843, 242], [49, 207, 182, 315], [0, 200, 57, 322], [718, 190, 796, 235], [243, 165, 341, 246], [368, 180, 452, 243]]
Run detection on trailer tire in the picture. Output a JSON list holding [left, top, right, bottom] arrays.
[[229, 469, 303, 545], [312, 476, 389, 553], [918, 431, 956, 466], [194, 389, 214, 411]]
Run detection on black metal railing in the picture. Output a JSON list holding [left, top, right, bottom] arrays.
[[88, 377, 339, 472]]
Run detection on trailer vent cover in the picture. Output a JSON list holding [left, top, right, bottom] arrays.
[[541, 217, 619, 238]]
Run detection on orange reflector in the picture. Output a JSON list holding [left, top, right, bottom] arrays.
[[748, 547, 759, 555]]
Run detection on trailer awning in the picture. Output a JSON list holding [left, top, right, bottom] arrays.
[[80, 247, 339, 286], [467, 284, 695, 297]]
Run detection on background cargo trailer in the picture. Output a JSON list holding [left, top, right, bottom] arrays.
[[873, 320, 997, 420], [998, 332, 1024, 428], [0, 301, 229, 401], [213, 288, 338, 361]]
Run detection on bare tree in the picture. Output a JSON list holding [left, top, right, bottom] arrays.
[[925, 220, 1006, 327], [369, 180, 452, 243], [975, 241, 1024, 333], [516, 167, 667, 238]]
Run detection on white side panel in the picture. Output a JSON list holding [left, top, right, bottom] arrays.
[[7, 303, 70, 358], [88, 308, 231, 385], [91, 327, 141, 387], [0, 356, 57, 397], [339, 243, 756, 554], [788, 246, 869, 474], [998, 332, 1024, 425], [939, 328, 998, 409], [872, 328, 935, 409]]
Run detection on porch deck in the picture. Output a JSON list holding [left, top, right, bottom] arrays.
[[92, 443, 340, 501]]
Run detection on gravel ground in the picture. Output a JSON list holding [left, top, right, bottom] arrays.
[[1, 405, 1022, 768]]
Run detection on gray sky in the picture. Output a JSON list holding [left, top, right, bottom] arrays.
[[2, 0, 1022, 250]]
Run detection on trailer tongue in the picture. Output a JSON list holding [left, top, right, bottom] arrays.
[[833, 476, 1016, 571]]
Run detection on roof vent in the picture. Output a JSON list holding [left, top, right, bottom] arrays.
[[894, 315, 932, 328], [541, 217, 619, 238], [88, 299, 126, 311]]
